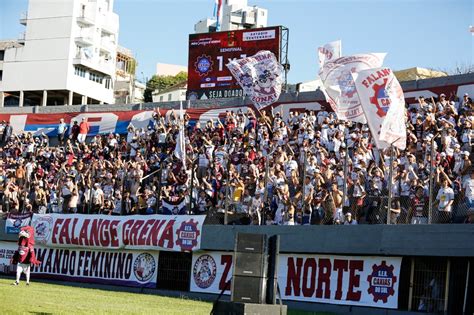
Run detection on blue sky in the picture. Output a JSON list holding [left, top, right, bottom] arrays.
[[1, 0, 472, 84]]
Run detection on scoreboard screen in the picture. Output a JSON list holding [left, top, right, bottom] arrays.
[[187, 26, 281, 100]]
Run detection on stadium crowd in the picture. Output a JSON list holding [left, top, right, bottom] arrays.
[[0, 92, 473, 225]]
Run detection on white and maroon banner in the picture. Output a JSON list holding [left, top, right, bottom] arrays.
[[191, 251, 233, 294], [0, 241, 17, 274], [31, 214, 206, 252], [5, 212, 32, 234], [352, 67, 407, 150], [190, 251, 401, 309], [0, 241, 158, 287], [320, 53, 386, 123], [318, 40, 342, 72], [227, 50, 284, 109]]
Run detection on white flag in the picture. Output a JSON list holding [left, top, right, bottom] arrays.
[[318, 40, 341, 72], [174, 101, 186, 168], [320, 53, 386, 123], [227, 50, 284, 109], [352, 67, 407, 150]]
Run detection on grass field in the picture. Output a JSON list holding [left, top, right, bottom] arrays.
[[0, 278, 331, 315]]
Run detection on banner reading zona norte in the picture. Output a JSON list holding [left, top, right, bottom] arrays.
[[190, 251, 402, 309], [31, 214, 206, 252]]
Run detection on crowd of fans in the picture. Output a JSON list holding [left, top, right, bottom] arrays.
[[0, 92, 472, 225]]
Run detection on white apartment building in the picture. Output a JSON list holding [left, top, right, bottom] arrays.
[[0, 0, 119, 107], [195, 0, 268, 33]]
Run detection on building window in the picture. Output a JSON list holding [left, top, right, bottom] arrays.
[[0, 50, 4, 61], [74, 66, 86, 77], [168, 94, 172, 101], [89, 72, 104, 84], [105, 78, 112, 89], [0, 70, 3, 81], [160, 96, 163, 102]]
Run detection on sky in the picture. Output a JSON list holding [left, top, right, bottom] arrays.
[[0, 0, 473, 84]]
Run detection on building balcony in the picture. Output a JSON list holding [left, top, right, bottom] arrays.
[[100, 40, 116, 54], [77, 14, 95, 26], [20, 12, 27, 25], [101, 13, 119, 35], [75, 35, 94, 47], [18, 32, 26, 44], [73, 53, 115, 76]]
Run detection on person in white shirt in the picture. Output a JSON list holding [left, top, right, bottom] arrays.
[[462, 171, 474, 212], [436, 178, 454, 223]]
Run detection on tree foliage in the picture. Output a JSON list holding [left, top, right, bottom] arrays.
[[144, 71, 188, 102]]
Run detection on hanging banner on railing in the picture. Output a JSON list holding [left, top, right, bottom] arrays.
[[31, 214, 206, 252], [0, 241, 158, 287], [5, 212, 32, 234], [190, 251, 402, 309]]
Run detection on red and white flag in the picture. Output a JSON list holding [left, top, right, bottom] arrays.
[[320, 53, 386, 124], [318, 40, 341, 72], [352, 67, 407, 150], [227, 50, 284, 109]]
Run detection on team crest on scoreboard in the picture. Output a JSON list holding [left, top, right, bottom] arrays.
[[133, 253, 156, 283], [367, 260, 397, 303], [193, 254, 217, 289], [194, 55, 213, 77]]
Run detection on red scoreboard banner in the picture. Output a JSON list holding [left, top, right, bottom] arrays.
[[187, 26, 281, 100]]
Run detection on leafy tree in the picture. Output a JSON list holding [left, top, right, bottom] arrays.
[[144, 71, 188, 102]]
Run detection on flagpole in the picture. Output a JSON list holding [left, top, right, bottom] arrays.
[[341, 140, 349, 217], [386, 145, 394, 225], [386, 137, 401, 225]]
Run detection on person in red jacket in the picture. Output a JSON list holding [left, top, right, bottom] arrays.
[[11, 226, 41, 285], [78, 117, 90, 143]]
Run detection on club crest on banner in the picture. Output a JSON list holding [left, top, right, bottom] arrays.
[[370, 79, 391, 117], [133, 253, 157, 283], [367, 261, 397, 303], [227, 50, 284, 109], [176, 219, 201, 251], [32, 215, 53, 244], [193, 254, 217, 289], [337, 69, 358, 98]]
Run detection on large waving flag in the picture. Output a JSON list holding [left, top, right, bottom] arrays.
[[352, 67, 407, 150], [227, 50, 284, 109], [320, 53, 386, 124], [318, 40, 341, 73]]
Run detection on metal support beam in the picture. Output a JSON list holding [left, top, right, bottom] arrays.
[[19, 91, 24, 107], [42, 90, 47, 107]]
